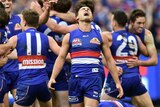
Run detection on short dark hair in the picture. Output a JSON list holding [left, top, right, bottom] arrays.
[[112, 10, 128, 27], [129, 9, 146, 23], [74, 0, 94, 16], [53, 0, 72, 13], [0, 8, 9, 28], [22, 9, 39, 28], [0, 2, 5, 9]]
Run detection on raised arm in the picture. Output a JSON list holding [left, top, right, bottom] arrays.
[[48, 33, 70, 90], [101, 33, 123, 98], [46, 18, 78, 34], [50, 11, 76, 23]]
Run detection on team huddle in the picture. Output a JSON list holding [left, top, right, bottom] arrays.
[[0, 0, 158, 107]]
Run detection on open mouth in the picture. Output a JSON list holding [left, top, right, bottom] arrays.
[[84, 13, 89, 16]]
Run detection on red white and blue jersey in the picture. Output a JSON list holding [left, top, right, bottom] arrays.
[[16, 28, 49, 85], [109, 30, 139, 78], [69, 28, 103, 77], [3, 14, 22, 72]]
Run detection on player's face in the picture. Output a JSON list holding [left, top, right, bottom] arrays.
[[77, 6, 93, 22], [0, 0, 13, 13], [131, 16, 146, 34], [0, 0, 13, 15]]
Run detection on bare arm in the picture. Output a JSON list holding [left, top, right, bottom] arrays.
[[0, 36, 17, 56], [46, 18, 78, 34], [101, 33, 123, 98], [30, 1, 50, 25], [48, 33, 70, 90], [127, 29, 158, 68], [140, 29, 158, 66], [50, 11, 76, 23]]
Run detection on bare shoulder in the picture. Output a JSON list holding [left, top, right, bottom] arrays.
[[145, 29, 153, 37], [101, 31, 112, 41]]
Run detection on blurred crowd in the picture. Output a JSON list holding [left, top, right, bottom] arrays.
[[12, 0, 160, 49]]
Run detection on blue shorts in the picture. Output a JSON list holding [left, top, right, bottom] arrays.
[[4, 71, 18, 91], [105, 75, 147, 98], [15, 81, 51, 106], [0, 78, 7, 103], [68, 76, 102, 104], [46, 63, 70, 91]]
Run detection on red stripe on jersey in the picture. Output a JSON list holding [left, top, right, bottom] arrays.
[[113, 56, 136, 60], [71, 50, 100, 58], [18, 55, 46, 66]]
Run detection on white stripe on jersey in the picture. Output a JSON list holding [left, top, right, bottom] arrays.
[[36, 33, 42, 55], [26, 33, 31, 55], [71, 58, 100, 64], [44, 28, 51, 35], [19, 63, 46, 69]]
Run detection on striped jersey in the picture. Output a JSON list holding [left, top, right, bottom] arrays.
[[16, 28, 49, 85], [69, 28, 103, 77]]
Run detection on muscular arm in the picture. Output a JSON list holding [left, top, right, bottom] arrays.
[[101, 33, 123, 98], [140, 29, 158, 66], [0, 36, 17, 56], [50, 11, 76, 23], [48, 33, 70, 89], [46, 18, 78, 34]]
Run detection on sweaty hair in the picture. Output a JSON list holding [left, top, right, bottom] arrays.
[[53, 0, 72, 13], [129, 9, 146, 23], [112, 10, 128, 27], [22, 9, 39, 28], [0, 2, 5, 9], [74, 0, 94, 16], [0, 8, 9, 28]]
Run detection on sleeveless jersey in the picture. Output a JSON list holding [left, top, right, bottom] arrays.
[[0, 27, 8, 79], [3, 14, 22, 72], [16, 28, 49, 85], [110, 30, 139, 78], [69, 28, 103, 77]]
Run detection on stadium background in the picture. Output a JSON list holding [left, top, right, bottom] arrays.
[[8, 0, 160, 106]]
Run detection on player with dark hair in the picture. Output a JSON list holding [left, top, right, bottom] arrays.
[[48, 1, 123, 107], [101, 10, 152, 107], [125, 9, 157, 107], [0, 9, 65, 107], [0, 5, 9, 107]]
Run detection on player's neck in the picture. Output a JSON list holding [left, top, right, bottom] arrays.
[[78, 21, 91, 32], [24, 26, 36, 31], [114, 27, 125, 32]]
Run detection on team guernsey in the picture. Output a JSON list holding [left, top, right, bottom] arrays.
[[16, 28, 49, 85], [69, 28, 103, 77], [105, 30, 147, 98], [38, 16, 71, 90], [15, 28, 51, 106], [0, 28, 8, 103], [3, 15, 22, 90], [68, 28, 103, 103]]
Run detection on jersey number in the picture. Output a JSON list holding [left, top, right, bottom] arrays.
[[116, 35, 138, 56]]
